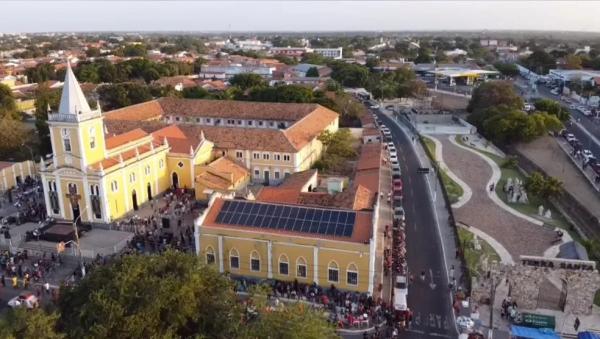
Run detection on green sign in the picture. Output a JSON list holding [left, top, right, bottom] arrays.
[[520, 313, 556, 329]]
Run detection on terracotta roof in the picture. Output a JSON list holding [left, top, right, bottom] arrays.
[[89, 141, 162, 171], [202, 198, 372, 244], [205, 157, 249, 184], [283, 105, 338, 150], [0, 161, 15, 171], [105, 128, 148, 150], [356, 143, 382, 171], [279, 169, 317, 189], [157, 97, 321, 122], [360, 114, 375, 127], [103, 100, 165, 121], [256, 187, 302, 204], [354, 169, 379, 195], [362, 128, 380, 137], [151, 125, 204, 155], [154, 76, 197, 88]]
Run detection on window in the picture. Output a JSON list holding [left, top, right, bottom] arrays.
[[89, 127, 96, 149], [111, 180, 118, 192], [284, 171, 291, 178], [196, 118, 201, 123], [258, 121, 264, 126], [274, 153, 281, 161], [274, 171, 280, 180], [227, 119, 235, 125], [296, 257, 307, 278], [144, 165, 151, 175], [247, 120, 253, 126], [205, 118, 212, 124], [236, 151, 243, 159], [347, 263, 358, 286], [328, 261, 339, 283], [237, 120, 243, 125], [283, 154, 291, 162], [262, 153, 269, 160], [269, 121, 274, 127], [205, 247, 215, 265], [279, 255, 289, 276], [159, 159, 164, 169], [229, 248, 239, 270], [175, 116, 181, 122], [177, 161, 184, 168], [254, 169, 260, 178], [61, 128, 71, 153], [253, 152, 260, 160], [129, 172, 136, 183], [215, 119, 221, 125], [250, 251, 260, 272]]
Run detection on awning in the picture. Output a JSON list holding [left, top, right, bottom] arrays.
[[511, 325, 560, 339]]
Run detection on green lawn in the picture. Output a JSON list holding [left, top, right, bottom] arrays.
[[458, 227, 501, 278], [421, 136, 463, 204], [454, 136, 579, 242]]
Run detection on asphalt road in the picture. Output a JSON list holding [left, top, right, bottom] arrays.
[[375, 111, 456, 339]]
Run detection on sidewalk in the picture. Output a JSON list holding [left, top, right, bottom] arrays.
[[556, 137, 600, 192]]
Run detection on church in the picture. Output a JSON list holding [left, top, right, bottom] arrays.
[[39, 62, 339, 224]]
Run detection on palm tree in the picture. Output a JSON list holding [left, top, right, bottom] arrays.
[[542, 176, 563, 199]]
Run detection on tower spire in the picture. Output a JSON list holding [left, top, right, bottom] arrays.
[[58, 59, 92, 115]]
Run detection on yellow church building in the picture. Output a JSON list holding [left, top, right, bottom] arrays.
[[39, 62, 339, 224]]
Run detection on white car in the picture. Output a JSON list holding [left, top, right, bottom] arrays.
[[389, 148, 398, 158], [565, 133, 576, 143], [8, 293, 39, 309], [392, 165, 402, 176], [393, 206, 405, 222], [393, 275, 408, 311]]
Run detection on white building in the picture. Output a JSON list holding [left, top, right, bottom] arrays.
[[313, 47, 343, 60], [444, 48, 468, 57]]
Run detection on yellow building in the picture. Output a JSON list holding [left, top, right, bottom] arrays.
[[196, 196, 376, 293], [39, 62, 339, 224], [0, 160, 35, 192]]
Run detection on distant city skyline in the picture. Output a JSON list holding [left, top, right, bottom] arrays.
[[2, 1, 600, 33]]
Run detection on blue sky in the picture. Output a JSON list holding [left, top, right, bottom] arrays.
[[2, 1, 600, 33]]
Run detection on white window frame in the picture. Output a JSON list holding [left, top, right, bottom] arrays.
[[158, 159, 164, 169], [111, 180, 118, 192], [328, 261, 339, 283], [283, 154, 291, 162], [236, 151, 243, 159], [262, 153, 269, 160], [296, 257, 307, 279], [278, 254, 289, 276], [89, 127, 96, 149], [250, 251, 261, 272], [205, 246, 216, 265], [274, 153, 281, 161], [62, 128, 72, 153], [253, 152, 260, 160], [129, 172, 136, 183], [346, 263, 359, 286], [229, 248, 240, 270]]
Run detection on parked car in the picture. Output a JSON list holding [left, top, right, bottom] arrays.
[[564, 133, 576, 143], [389, 148, 397, 158], [393, 275, 408, 311], [392, 165, 402, 176], [393, 206, 405, 222], [8, 293, 39, 309], [393, 179, 403, 192]]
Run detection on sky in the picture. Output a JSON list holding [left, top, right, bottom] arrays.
[[2, 1, 600, 33]]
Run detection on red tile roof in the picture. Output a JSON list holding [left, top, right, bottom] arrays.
[[105, 128, 148, 150]]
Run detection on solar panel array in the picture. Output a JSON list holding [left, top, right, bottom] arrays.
[[216, 200, 356, 237]]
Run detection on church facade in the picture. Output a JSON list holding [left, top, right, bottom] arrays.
[[39, 62, 339, 224]]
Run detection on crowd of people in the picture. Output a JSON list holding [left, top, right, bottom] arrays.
[[1, 177, 46, 226], [234, 277, 392, 332]]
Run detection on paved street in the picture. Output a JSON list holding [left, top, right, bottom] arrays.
[[375, 110, 458, 339]]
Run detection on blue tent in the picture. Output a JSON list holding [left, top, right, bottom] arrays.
[[511, 325, 560, 339], [578, 332, 600, 339]]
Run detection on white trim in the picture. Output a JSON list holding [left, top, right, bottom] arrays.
[[55, 173, 66, 218], [218, 235, 224, 273], [40, 173, 52, 217], [121, 171, 129, 212], [296, 256, 308, 279], [327, 260, 340, 284], [77, 127, 86, 169], [313, 247, 319, 284], [82, 176, 91, 223], [267, 241, 273, 278], [368, 238, 376, 294], [346, 262, 359, 286], [49, 127, 57, 168], [278, 253, 289, 276], [250, 250, 261, 272], [99, 175, 111, 223], [229, 247, 240, 271]]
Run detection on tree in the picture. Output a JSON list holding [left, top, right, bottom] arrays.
[[467, 80, 523, 113], [0, 83, 18, 119], [0, 117, 30, 160], [121, 44, 147, 57], [315, 129, 357, 173], [247, 85, 314, 103], [193, 57, 206, 73], [521, 49, 555, 74], [301, 53, 330, 65], [305, 67, 320, 78], [229, 73, 267, 90], [34, 84, 61, 155], [534, 98, 571, 122], [0, 308, 64, 339], [329, 61, 369, 88], [414, 47, 433, 64], [525, 171, 563, 199], [25, 63, 57, 84], [273, 54, 298, 66], [58, 251, 242, 339], [493, 63, 520, 77], [564, 54, 583, 70], [85, 47, 101, 58], [97, 83, 152, 110]]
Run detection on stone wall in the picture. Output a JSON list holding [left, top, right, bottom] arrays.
[[564, 270, 600, 315], [507, 265, 545, 310]]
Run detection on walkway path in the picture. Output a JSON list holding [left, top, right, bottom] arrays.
[[457, 224, 514, 265], [437, 136, 556, 259], [428, 136, 472, 209]]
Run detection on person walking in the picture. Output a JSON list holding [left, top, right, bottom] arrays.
[[11, 276, 18, 288], [0, 274, 5, 287]]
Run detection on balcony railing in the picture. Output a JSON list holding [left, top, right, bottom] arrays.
[[48, 110, 101, 123]]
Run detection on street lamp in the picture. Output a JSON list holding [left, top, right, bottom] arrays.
[[71, 206, 91, 278]]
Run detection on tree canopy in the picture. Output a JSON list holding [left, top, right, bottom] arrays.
[[305, 67, 320, 78], [0, 83, 18, 119], [533, 98, 571, 122], [467, 80, 523, 113], [328, 61, 370, 88], [493, 63, 520, 77], [229, 73, 267, 90], [0, 251, 338, 339]]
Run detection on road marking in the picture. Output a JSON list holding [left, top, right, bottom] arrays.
[[429, 269, 437, 290], [429, 313, 436, 328], [414, 312, 421, 326], [436, 315, 442, 328], [443, 316, 450, 330]]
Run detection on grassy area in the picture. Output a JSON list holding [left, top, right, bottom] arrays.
[[454, 136, 580, 242], [458, 227, 501, 278], [421, 136, 463, 204]]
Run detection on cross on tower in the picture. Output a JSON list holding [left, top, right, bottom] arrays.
[[66, 184, 81, 207]]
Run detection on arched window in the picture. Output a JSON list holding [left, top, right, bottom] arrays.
[[296, 257, 307, 278], [89, 127, 96, 149], [346, 263, 359, 286], [250, 251, 260, 272], [229, 248, 239, 270], [61, 128, 71, 153], [328, 261, 339, 283], [205, 246, 215, 265], [278, 254, 289, 276]]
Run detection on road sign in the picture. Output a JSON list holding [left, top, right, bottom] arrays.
[[518, 312, 556, 329]]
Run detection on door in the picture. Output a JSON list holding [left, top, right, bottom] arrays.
[[172, 172, 179, 189], [132, 190, 138, 211], [72, 204, 80, 224], [147, 183, 152, 201], [264, 170, 270, 186]]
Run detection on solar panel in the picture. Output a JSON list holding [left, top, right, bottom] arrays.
[[215, 200, 357, 238]]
